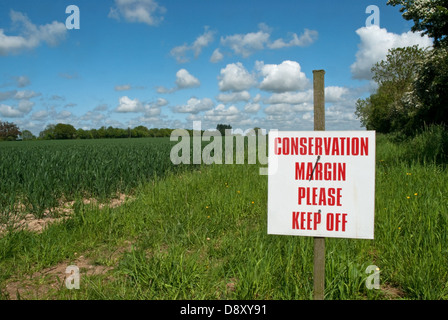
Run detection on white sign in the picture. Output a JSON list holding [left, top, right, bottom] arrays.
[[268, 131, 376, 239]]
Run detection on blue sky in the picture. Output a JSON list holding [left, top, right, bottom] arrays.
[[0, 0, 433, 135]]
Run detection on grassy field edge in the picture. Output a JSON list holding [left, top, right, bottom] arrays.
[[1, 148, 448, 299]]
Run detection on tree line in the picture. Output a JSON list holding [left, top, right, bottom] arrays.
[[38, 124, 176, 140], [0, 122, 236, 141], [0, 122, 178, 141]]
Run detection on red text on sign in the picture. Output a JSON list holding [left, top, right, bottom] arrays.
[[274, 137, 368, 156], [326, 213, 348, 231], [298, 187, 342, 206], [292, 211, 321, 230], [295, 162, 346, 181]]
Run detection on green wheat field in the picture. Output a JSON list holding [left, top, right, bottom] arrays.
[[0, 130, 447, 300]]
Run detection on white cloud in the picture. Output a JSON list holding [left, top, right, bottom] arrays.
[[0, 90, 17, 101], [175, 69, 200, 89], [264, 103, 312, 115], [31, 110, 49, 120], [325, 86, 350, 103], [140, 98, 167, 117], [264, 103, 291, 115], [244, 102, 261, 114], [80, 111, 107, 122], [186, 103, 260, 130], [169, 45, 189, 64], [171, 27, 215, 63], [203, 104, 241, 123], [173, 97, 214, 114], [0, 104, 23, 117], [323, 103, 363, 130], [192, 28, 215, 57], [144, 106, 161, 117], [155, 98, 168, 106], [56, 110, 72, 119], [268, 29, 318, 49], [115, 96, 144, 113], [326, 105, 356, 121], [253, 93, 262, 103], [0, 10, 66, 56], [108, 0, 166, 26], [351, 25, 433, 80], [13, 90, 41, 100], [157, 69, 200, 93], [216, 91, 251, 103], [156, 87, 169, 94], [0, 31, 33, 55], [135, 115, 161, 124], [210, 48, 224, 63], [0, 88, 39, 117], [259, 83, 361, 130], [265, 90, 313, 105], [264, 86, 352, 106], [257, 60, 309, 93], [221, 29, 270, 58], [17, 99, 34, 113], [220, 24, 318, 58], [218, 62, 256, 92]]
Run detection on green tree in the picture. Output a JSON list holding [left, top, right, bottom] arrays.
[[39, 124, 56, 140], [355, 46, 427, 133], [388, 0, 448, 129], [105, 126, 116, 138], [133, 125, 150, 137], [97, 126, 106, 139], [216, 124, 232, 136], [90, 128, 99, 139], [21, 129, 36, 140], [149, 128, 160, 137], [54, 123, 77, 139], [77, 128, 92, 139], [0, 121, 21, 141], [356, 90, 394, 133], [159, 128, 173, 137], [412, 48, 448, 126], [387, 0, 448, 48]]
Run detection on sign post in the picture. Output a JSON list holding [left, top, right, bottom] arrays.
[[313, 70, 326, 300], [267, 70, 376, 300]]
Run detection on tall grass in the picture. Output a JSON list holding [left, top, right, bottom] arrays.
[[378, 124, 448, 165], [0, 138, 195, 218]]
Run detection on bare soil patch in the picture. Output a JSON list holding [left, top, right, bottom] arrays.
[[0, 193, 133, 235], [2, 240, 134, 300]]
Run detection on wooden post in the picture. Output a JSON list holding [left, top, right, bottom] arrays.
[[313, 70, 325, 300], [313, 70, 325, 132]]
